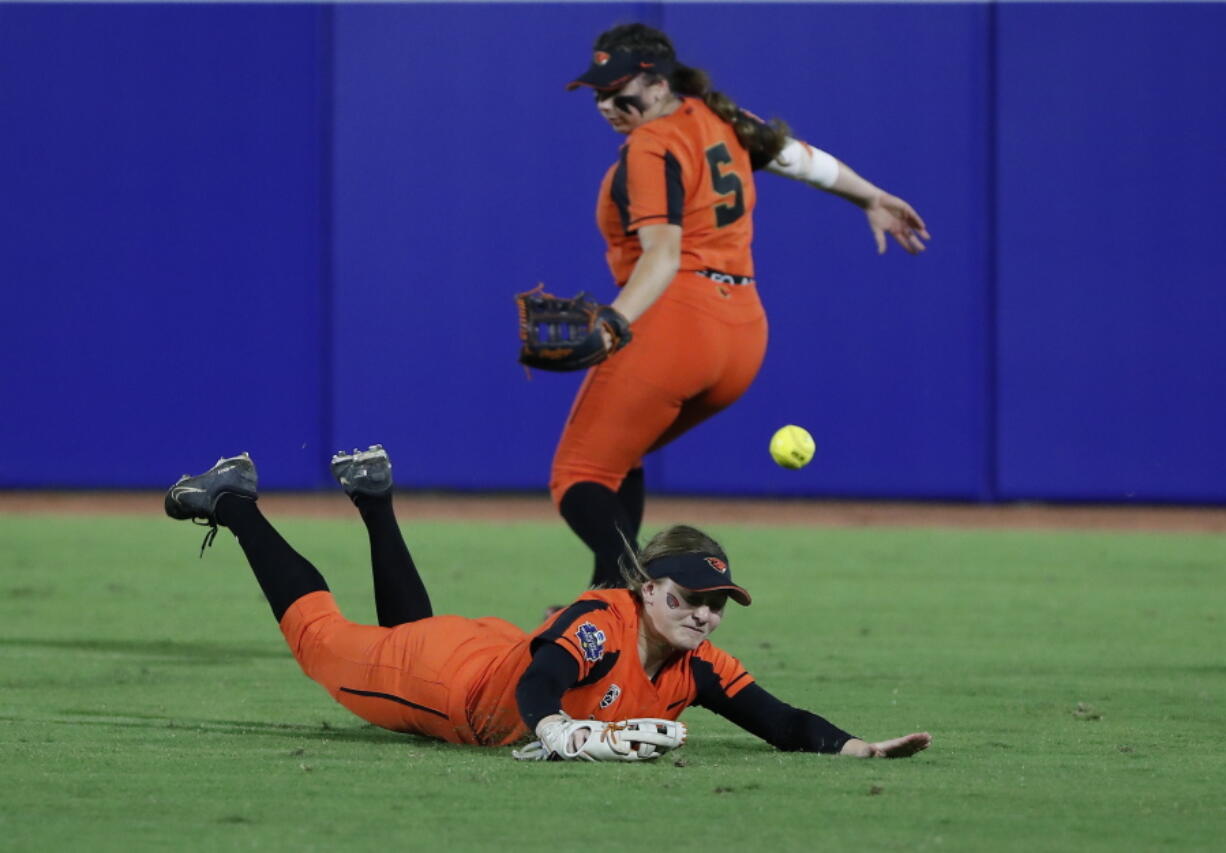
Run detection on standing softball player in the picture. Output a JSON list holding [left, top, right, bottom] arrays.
[[164, 446, 931, 761], [530, 23, 930, 588]]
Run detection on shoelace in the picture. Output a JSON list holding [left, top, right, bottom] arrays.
[[191, 519, 219, 558], [598, 720, 628, 749], [598, 720, 627, 740]]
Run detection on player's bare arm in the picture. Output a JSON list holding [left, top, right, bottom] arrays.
[[609, 222, 683, 324], [766, 138, 930, 255]]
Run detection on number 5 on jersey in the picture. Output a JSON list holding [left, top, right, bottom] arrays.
[[705, 142, 745, 227]]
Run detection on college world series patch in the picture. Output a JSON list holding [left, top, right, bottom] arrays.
[[575, 621, 607, 662]]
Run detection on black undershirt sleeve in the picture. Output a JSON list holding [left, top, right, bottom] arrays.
[[515, 642, 580, 731], [694, 667, 856, 754]]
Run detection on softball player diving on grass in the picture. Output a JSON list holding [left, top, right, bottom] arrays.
[[533, 23, 930, 589], [165, 446, 931, 761]]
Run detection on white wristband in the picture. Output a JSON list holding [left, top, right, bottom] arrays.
[[766, 137, 840, 189]]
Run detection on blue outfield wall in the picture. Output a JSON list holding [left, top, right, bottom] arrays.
[[0, 3, 329, 488], [1, 2, 1224, 501], [994, 3, 1226, 502]]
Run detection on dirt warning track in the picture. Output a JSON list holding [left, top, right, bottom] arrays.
[[2, 491, 1225, 533]]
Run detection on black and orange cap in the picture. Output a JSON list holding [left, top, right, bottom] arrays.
[[567, 50, 675, 92], [643, 552, 752, 606]]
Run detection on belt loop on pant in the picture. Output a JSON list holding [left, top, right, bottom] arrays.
[[696, 268, 755, 286]]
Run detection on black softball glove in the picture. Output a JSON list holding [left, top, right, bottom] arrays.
[[515, 286, 632, 372]]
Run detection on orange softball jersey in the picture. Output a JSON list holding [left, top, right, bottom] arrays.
[[279, 589, 754, 748], [598, 97, 757, 284], [534, 588, 755, 721]]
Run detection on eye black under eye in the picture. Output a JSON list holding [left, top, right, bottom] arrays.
[[594, 84, 628, 103], [683, 593, 726, 610]]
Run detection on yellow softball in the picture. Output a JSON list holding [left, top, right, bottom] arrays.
[[769, 425, 816, 469]]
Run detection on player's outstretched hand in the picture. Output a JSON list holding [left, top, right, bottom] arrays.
[[841, 731, 932, 758], [864, 193, 930, 255], [868, 731, 932, 758]]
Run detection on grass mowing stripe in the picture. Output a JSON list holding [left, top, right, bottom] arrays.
[[0, 514, 1221, 851]]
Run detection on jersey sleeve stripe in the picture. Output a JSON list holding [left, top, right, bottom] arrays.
[[664, 150, 684, 225], [555, 635, 583, 659], [531, 599, 611, 652], [574, 651, 621, 687], [725, 670, 751, 691], [610, 147, 631, 235]]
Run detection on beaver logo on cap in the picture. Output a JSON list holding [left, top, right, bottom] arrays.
[[705, 557, 728, 574], [594, 51, 610, 65]]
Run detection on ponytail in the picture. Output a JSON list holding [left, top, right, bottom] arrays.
[[670, 65, 790, 170], [590, 23, 790, 170]]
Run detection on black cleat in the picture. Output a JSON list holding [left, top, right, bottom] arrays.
[[165, 454, 258, 556], [330, 445, 393, 498]]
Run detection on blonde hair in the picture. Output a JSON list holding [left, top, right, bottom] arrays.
[[617, 524, 729, 594]]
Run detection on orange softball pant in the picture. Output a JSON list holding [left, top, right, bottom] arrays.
[[278, 591, 528, 746], [550, 271, 768, 504]]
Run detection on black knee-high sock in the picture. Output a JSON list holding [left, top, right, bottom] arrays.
[[353, 492, 432, 627], [559, 481, 638, 588], [617, 467, 645, 543], [214, 494, 329, 623]]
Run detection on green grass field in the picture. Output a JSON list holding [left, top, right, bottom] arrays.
[[1, 509, 1222, 851]]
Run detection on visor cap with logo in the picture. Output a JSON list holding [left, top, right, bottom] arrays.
[[567, 50, 676, 92], [642, 552, 752, 606]]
